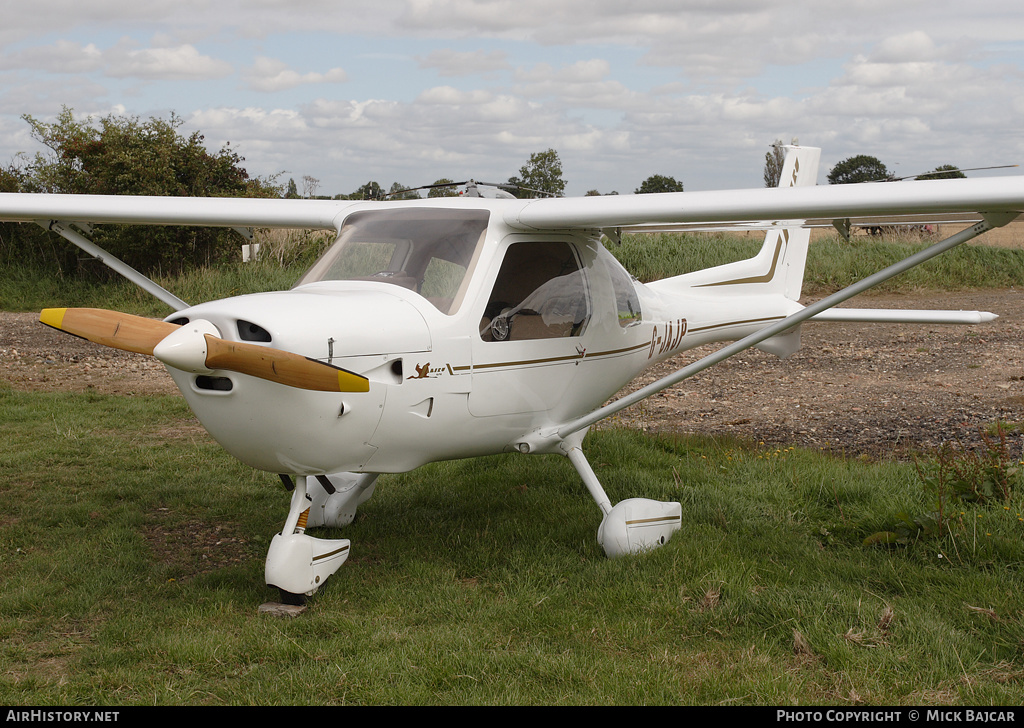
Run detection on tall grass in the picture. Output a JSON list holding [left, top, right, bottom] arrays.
[[610, 232, 763, 283], [612, 231, 1024, 293], [803, 235, 1024, 293], [0, 228, 327, 316], [2, 229, 1022, 315]]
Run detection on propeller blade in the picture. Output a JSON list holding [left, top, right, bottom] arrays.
[[202, 336, 369, 393], [41, 307, 370, 393], [39, 307, 179, 355]]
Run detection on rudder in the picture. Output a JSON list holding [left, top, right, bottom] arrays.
[[773, 143, 820, 301], [644, 144, 820, 302]]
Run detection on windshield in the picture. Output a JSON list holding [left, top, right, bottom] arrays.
[[296, 208, 489, 315]]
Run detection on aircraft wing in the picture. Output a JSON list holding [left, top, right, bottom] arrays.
[[3, 175, 1024, 233], [0, 193, 355, 230], [502, 176, 1024, 232]]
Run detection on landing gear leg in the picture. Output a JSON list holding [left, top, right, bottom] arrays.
[[265, 475, 352, 601], [563, 440, 681, 557], [306, 472, 379, 528]]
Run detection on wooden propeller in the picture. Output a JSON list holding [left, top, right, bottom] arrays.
[[40, 308, 369, 393]]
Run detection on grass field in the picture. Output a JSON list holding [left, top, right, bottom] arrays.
[[1, 387, 1023, 705], [2, 228, 1024, 705]]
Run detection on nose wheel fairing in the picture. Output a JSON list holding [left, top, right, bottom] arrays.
[[264, 474, 373, 601]]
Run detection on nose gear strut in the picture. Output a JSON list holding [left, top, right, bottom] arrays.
[[264, 475, 352, 605]]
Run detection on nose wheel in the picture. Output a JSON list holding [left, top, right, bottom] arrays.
[[264, 475, 352, 603], [278, 588, 306, 606]]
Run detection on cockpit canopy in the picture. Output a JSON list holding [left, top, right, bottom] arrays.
[[296, 208, 489, 315]]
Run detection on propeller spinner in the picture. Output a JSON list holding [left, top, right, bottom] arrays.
[[39, 308, 369, 393]]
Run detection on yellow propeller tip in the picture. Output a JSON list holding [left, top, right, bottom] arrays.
[[341, 371, 371, 393], [39, 308, 68, 330]]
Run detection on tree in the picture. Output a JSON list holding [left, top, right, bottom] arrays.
[[0, 160, 24, 193], [352, 181, 383, 200], [507, 148, 566, 198], [0, 161, 28, 262], [17, 107, 278, 274], [388, 182, 420, 200], [764, 140, 786, 187], [916, 164, 967, 180], [284, 177, 299, 198], [302, 175, 321, 199], [827, 155, 891, 184], [23, 107, 269, 198], [635, 174, 683, 194]]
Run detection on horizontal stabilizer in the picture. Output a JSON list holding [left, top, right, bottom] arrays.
[[810, 309, 997, 324]]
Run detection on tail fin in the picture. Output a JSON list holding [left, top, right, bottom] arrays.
[[771, 143, 820, 301], [652, 144, 820, 301]]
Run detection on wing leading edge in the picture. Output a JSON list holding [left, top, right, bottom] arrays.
[[3, 168, 1023, 234], [0, 193, 353, 230], [503, 174, 1024, 232]]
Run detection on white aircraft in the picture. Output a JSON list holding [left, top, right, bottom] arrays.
[[2, 145, 1022, 605]]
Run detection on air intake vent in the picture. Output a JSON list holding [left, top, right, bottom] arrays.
[[237, 320, 272, 342], [195, 375, 233, 392]]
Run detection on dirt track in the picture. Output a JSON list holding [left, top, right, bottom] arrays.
[[3, 289, 1024, 459], [604, 290, 1024, 457]]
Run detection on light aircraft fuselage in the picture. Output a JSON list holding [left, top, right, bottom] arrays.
[[161, 201, 802, 476]]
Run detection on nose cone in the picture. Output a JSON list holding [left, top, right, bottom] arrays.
[[161, 285, 432, 474], [152, 319, 220, 374]]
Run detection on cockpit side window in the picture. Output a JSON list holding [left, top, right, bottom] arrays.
[[295, 208, 489, 315], [480, 241, 591, 342], [596, 245, 642, 327]]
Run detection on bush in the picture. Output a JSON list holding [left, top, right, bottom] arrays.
[[3, 107, 279, 276]]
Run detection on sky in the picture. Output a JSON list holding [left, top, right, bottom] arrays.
[[1, 0, 1022, 197]]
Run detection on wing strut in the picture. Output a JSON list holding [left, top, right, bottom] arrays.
[[556, 212, 1019, 439], [39, 220, 189, 312]]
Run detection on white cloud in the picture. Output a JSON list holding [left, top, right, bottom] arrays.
[[511, 60, 641, 111], [0, 2, 1021, 195], [244, 57, 348, 92], [515, 59, 611, 85], [105, 41, 233, 80], [871, 31, 940, 63], [0, 37, 233, 81], [0, 40, 104, 74], [416, 86, 493, 105]]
